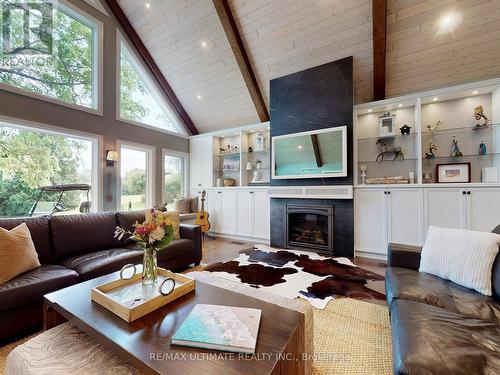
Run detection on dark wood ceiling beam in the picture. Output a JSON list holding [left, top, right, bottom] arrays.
[[105, 0, 199, 135], [372, 0, 387, 101], [213, 0, 269, 122]]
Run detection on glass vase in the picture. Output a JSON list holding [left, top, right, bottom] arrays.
[[142, 247, 158, 286]]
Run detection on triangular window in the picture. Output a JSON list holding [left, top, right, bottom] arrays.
[[119, 37, 186, 135]]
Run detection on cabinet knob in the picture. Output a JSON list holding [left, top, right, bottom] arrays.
[[467, 191, 471, 195], [462, 191, 466, 195], [388, 191, 391, 195], [250, 191, 254, 194]]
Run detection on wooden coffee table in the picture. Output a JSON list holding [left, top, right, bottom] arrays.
[[44, 271, 306, 375]]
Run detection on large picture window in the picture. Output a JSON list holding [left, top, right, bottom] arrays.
[[119, 142, 155, 211], [163, 151, 187, 210], [118, 35, 186, 136], [0, 119, 98, 217], [0, 0, 101, 110]]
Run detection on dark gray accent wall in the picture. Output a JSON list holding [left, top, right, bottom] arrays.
[[271, 198, 354, 258], [0, 0, 189, 211], [269, 56, 353, 186]]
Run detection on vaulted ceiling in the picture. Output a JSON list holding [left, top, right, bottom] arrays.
[[117, 0, 373, 134]]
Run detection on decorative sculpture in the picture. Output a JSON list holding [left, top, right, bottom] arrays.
[[425, 143, 437, 159], [426, 120, 442, 133], [450, 135, 463, 157], [376, 139, 404, 161], [359, 164, 368, 185], [400, 124, 411, 135], [479, 140, 487, 155], [474, 105, 489, 127]]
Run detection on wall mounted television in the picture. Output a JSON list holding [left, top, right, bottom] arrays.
[[272, 126, 347, 179]]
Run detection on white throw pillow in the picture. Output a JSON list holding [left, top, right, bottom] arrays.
[[419, 226, 500, 296]]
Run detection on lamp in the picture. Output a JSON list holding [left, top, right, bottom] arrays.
[[106, 150, 119, 166]]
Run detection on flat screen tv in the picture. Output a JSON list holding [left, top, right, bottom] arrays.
[[272, 126, 347, 179]]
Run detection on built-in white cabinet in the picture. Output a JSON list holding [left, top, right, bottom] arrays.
[[253, 191, 270, 239], [236, 190, 270, 239], [190, 136, 213, 188], [211, 190, 237, 234], [424, 188, 500, 235], [355, 188, 423, 257]]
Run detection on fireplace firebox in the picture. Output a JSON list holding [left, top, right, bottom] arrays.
[[285, 204, 334, 254]]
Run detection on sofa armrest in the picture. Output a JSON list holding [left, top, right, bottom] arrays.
[[388, 243, 422, 270], [179, 224, 202, 264]]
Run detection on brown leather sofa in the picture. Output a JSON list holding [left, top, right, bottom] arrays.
[[0, 211, 202, 343], [385, 225, 500, 375]]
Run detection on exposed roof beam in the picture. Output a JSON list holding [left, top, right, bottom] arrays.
[[372, 0, 387, 101], [213, 0, 269, 122], [310, 134, 323, 168], [105, 0, 199, 135]]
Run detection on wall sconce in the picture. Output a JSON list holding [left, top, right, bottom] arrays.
[[106, 150, 119, 166]]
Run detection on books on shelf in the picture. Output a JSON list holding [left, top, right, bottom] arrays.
[[171, 304, 262, 354]]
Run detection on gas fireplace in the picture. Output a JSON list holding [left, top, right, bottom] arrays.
[[285, 204, 334, 254]]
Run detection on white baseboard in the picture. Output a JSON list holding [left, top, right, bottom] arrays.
[[209, 232, 270, 245], [355, 250, 388, 261]]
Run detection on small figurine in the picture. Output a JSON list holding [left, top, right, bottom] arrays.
[[479, 140, 487, 155], [474, 105, 489, 127], [425, 143, 437, 159], [450, 135, 463, 157], [248, 147, 253, 153], [400, 124, 411, 136], [426, 120, 442, 133]]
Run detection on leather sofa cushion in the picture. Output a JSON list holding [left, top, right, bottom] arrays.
[[0, 265, 79, 311], [61, 248, 142, 281], [116, 211, 145, 246], [0, 216, 52, 264], [390, 299, 500, 375], [386, 267, 500, 323], [51, 212, 122, 260]]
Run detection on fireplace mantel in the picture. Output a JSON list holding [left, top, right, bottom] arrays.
[[268, 185, 353, 199]]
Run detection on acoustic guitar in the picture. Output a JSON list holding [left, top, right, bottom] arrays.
[[194, 190, 210, 234]]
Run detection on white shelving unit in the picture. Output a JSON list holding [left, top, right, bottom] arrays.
[[354, 78, 500, 260]]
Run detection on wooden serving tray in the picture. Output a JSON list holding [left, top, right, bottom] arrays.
[[91, 268, 195, 322]]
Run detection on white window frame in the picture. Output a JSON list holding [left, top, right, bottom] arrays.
[[161, 149, 189, 205], [117, 140, 156, 211], [0, 0, 104, 115], [116, 31, 189, 138], [0, 114, 102, 212]]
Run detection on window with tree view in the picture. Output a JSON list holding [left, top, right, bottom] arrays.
[[164, 154, 183, 210], [119, 40, 186, 135], [0, 122, 94, 218], [0, 0, 98, 108]]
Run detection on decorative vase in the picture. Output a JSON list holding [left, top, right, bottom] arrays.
[[142, 247, 158, 286]]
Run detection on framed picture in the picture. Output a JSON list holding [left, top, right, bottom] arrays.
[[436, 163, 471, 183], [378, 113, 396, 138]]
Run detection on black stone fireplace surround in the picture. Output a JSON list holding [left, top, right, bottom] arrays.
[[271, 198, 354, 258]]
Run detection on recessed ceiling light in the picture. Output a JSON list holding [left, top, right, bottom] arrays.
[[197, 94, 202, 99], [472, 90, 479, 95], [367, 109, 372, 112], [432, 97, 438, 101], [201, 41, 207, 47], [398, 104, 403, 107], [250, 129, 254, 133], [145, 3, 150, 9], [298, 145, 303, 150]]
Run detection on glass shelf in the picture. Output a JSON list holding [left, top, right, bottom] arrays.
[[422, 123, 500, 136], [358, 158, 418, 164], [242, 149, 269, 154], [357, 133, 417, 142], [214, 169, 240, 173], [422, 153, 500, 160], [215, 152, 240, 157]]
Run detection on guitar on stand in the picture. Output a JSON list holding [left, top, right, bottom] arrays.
[[194, 191, 211, 238]]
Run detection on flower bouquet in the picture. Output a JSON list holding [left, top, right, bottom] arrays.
[[114, 209, 175, 286]]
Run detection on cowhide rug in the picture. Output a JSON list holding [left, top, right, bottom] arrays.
[[203, 244, 385, 309]]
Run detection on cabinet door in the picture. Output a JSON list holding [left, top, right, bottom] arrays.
[[200, 137, 213, 188], [236, 191, 254, 237], [468, 189, 500, 232], [219, 190, 237, 234], [355, 189, 388, 255], [209, 191, 221, 233], [253, 191, 270, 239], [189, 138, 203, 188], [387, 189, 423, 246], [424, 188, 467, 236]]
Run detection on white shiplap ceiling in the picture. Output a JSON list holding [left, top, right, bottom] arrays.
[[118, 0, 373, 133]]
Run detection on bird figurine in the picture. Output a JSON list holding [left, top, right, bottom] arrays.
[[426, 120, 442, 133]]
